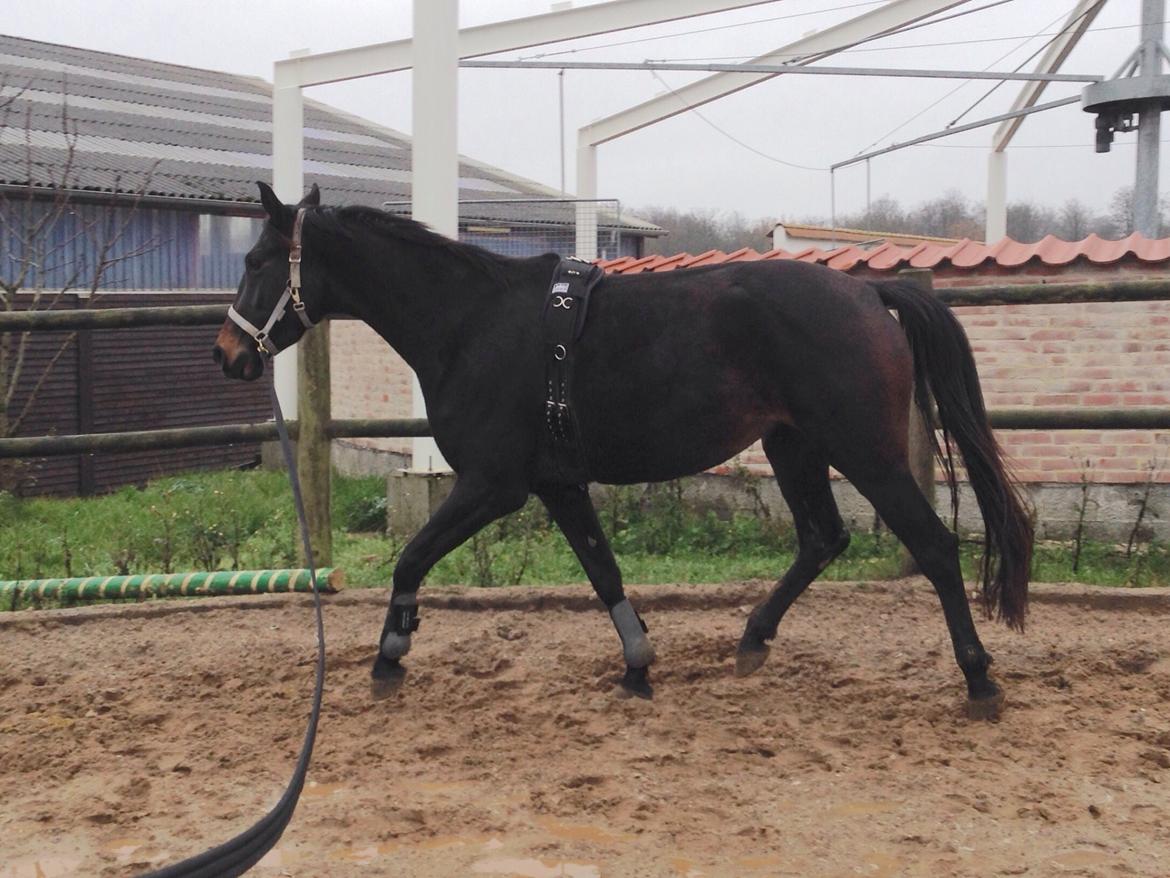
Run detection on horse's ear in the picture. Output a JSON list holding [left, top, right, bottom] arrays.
[[300, 183, 321, 207], [257, 181, 284, 219], [257, 181, 296, 235]]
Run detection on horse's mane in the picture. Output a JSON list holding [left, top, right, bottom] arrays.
[[310, 205, 512, 284]]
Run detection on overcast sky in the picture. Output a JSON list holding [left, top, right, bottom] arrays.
[[5, 0, 1163, 225]]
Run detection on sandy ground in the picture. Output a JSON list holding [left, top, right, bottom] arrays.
[[1, 579, 1169, 878]]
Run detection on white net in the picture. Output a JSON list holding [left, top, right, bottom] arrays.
[[382, 198, 629, 261]]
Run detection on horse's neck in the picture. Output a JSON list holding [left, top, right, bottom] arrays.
[[336, 235, 496, 384]]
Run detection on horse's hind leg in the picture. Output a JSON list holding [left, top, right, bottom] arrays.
[[850, 468, 1002, 718], [736, 425, 850, 677], [538, 483, 656, 699]]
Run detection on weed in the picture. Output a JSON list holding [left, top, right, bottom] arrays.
[[1072, 459, 1096, 575], [333, 475, 388, 533], [1126, 457, 1161, 559], [6, 468, 1170, 611]]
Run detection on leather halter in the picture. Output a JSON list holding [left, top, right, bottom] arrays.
[[228, 207, 315, 356]]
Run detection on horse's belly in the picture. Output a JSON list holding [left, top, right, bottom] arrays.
[[584, 400, 781, 485]]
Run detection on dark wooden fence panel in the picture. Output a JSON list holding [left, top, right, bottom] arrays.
[[7, 295, 80, 495], [6, 293, 269, 496]]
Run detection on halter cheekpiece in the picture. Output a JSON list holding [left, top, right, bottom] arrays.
[[228, 207, 315, 356]]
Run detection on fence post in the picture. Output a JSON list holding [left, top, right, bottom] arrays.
[[296, 319, 332, 566], [898, 268, 937, 576]]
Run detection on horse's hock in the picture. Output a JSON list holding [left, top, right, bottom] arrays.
[[3, 580, 1169, 877]]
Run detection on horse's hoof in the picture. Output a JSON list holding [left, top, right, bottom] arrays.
[[735, 645, 770, 678], [370, 655, 407, 700], [619, 665, 654, 700], [966, 688, 1005, 721]]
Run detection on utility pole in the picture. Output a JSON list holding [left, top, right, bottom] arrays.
[[1083, 0, 1170, 237], [1135, 0, 1165, 236]]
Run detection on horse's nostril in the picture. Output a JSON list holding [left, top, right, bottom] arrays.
[[212, 346, 224, 365]]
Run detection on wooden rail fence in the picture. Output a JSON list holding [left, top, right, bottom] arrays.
[[2, 273, 1169, 566]]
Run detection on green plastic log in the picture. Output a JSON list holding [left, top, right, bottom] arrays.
[[0, 568, 343, 602]]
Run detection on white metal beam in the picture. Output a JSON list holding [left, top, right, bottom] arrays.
[[986, 150, 1007, 241], [274, 0, 777, 89], [985, 0, 1102, 241], [991, 0, 1103, 152], [576, 0, 969, 155]]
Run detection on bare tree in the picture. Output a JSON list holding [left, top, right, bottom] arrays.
[[852, 195, 910, 234], [0, 79, 157, 490], [910, 189, 983, 239], [1055, 198, 1094, 240], [1006, 201, 1058, 243], [1105, 186, 1138, 238], [635, 205, 772, 255]]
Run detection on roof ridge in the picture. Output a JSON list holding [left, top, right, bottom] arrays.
[[778, 220, 967, 245], [0, 32, 268, 87]]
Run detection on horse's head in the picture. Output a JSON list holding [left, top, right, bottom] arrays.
[[213, 182, 322, 380]]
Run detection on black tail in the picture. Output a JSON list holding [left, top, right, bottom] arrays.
[[873, 279, 1033, 630]]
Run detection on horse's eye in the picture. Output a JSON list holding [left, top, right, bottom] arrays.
[[245, 253, 262, 271]]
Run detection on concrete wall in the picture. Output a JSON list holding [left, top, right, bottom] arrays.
[[682, 472, 1168, 544], [330, 321, 414, 457]]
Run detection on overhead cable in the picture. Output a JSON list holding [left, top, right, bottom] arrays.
[[944, 0, 1106, 129], [648, 70, 827, 171], [517, 0, 888, 61], [853, 4, 1080, 156]]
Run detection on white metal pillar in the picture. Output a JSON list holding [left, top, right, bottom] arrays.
[[986, 150, 1007, 242], [409, 0, 458, 472], [575, 142, 599, 258], [271, 81, 304, 417]]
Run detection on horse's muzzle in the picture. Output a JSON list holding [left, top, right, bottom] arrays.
[[213, 322, 265, 381]]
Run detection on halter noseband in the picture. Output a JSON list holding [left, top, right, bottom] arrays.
[[228, 207, 315, 356]]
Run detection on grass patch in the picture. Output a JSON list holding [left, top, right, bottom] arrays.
[[3, 469, 1169, 611]]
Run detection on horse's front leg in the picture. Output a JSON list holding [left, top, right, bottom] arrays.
[[539, 483, 656, 699], [372, 475, 528, 698]]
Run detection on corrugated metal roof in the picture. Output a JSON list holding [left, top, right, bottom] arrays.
[[598, 233, 1170, 275], [0, 33, 661, 234]]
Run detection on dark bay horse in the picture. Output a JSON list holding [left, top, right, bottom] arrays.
[[214, 183, 1033, 719]]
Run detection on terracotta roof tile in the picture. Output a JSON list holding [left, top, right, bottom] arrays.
[[680, 249, 726, 268], [605, 234, 1170, 276], [1031, 235, 1082, 266], [861, 242, 904, 271], [615, 254, 665, 274]]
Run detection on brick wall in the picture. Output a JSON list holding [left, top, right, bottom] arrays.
[[724, 260, 1170, 485], [329, 320, 414, 455], [960, 298, 1170, 484], [330, 259, 1170, 486], [933, 261, 1165, 486]]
